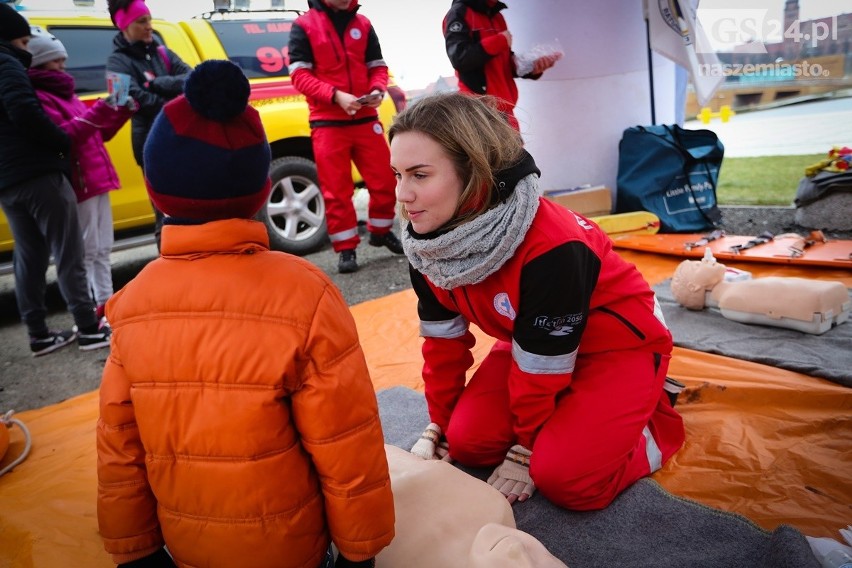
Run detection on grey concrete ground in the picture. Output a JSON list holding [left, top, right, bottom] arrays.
[[0, 222, 411, 413], [1, 206, 849, 413]]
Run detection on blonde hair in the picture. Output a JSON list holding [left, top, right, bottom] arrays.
[[388, 92, 524, 229]]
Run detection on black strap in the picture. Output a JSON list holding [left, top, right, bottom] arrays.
[[729, 231, 774, 254], [664, 125, 722, 228], [638, 125, 722, 229]]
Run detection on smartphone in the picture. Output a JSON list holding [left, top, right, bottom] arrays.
[[356, 93, 383, 105]]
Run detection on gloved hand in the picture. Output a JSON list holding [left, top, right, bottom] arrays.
[[410, 422, 451, 462], [118, 547, 176, 568], [487, 445, 535, 504]]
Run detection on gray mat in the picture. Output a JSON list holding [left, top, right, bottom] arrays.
[[653, 280, 852, 387], [377, 386, 820, 568]]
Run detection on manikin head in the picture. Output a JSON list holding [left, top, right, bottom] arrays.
[[467, 523, 568, 568], [670, 252, 726, 310]]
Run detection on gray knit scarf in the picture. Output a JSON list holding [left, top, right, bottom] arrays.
[[402, 173, 541, 289]]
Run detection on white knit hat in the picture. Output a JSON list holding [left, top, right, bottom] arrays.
[[28, 26, 68, 67]]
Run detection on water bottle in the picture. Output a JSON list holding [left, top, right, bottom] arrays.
[[822, 549, 852, 568]]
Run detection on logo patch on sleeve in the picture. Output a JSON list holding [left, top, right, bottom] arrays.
[[493, 292, 516, 320], [573, 213, 594, 230], [534, 313, 584, 336], [448, 21, 463, 32]]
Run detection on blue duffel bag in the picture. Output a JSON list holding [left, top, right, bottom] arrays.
[[616, 124, 724, 232]]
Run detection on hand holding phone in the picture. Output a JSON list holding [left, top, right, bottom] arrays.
[[356, 93, 382, 105]]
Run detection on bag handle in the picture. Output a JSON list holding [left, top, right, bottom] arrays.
[[640, 125, 722, 228]]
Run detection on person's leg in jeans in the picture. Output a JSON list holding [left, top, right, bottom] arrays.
[[0, 180, 51, 337], [35, 174, 98, 332]]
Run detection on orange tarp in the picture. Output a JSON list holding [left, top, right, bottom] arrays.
[[1, 251, 850, 566]]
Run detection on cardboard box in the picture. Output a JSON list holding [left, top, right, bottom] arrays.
[[543, 185, 612, 217]]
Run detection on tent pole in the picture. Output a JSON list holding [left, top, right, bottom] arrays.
[[645, 17, 657, 125]]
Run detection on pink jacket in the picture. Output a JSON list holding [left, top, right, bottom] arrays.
[[28, 68, 133, 202]]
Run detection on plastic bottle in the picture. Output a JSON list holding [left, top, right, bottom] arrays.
[[822, 549, 852, 568]]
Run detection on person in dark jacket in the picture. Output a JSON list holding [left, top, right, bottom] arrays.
[[106, 0, 192, 251], [443, 0, 560, 130], [0, 5, 110, 356], [288, 0, 403, 274]]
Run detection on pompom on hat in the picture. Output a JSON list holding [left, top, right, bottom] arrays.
[[0, 4, 31, 42], [143, 60, 272, 221], [27, 27, 68, 67]]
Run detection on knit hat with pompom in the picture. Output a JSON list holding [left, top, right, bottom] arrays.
[[143, 59, 271, 221]]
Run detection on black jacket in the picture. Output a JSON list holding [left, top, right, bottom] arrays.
[[0, 41, 70, 192], [106, 33, 192, 166]]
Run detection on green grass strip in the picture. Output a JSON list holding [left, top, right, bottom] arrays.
[[716, 153, 827, 206]]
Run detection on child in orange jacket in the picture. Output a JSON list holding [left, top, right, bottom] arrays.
[[96, 60, 394, 568]]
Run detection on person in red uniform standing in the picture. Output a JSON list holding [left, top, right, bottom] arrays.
[[390, 93, 685, 511], [288, 0, 403, 274], [444, 0, 560, 130]]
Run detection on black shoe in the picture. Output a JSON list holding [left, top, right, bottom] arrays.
[[76, 321, 112, 351], [30, 329, 77, 357], [368, 231, 404, 254], [338, 249, 359, 274]]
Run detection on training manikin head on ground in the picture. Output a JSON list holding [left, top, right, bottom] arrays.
[[670, 248, 849, 335], [379, 445, 567, 568]]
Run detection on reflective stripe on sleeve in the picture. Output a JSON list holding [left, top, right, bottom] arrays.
[[511, 339, 577, 375], [420, 316, 468, 339], [643, 425, 663, 472], [366, 59, 387, 69], [288, 61, 313, 72], [652, 294, 668, 328]]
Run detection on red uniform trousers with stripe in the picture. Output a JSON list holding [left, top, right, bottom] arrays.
[[311, 121, 396, 253], [445, 340, 684, 511]]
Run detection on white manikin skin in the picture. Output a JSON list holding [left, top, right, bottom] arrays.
[[376, 445, 566, 568], [670, 253, 849, 335]]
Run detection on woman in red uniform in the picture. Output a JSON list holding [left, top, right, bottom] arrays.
[[389, 92, 685, 511]]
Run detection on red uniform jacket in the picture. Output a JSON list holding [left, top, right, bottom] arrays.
[[289, 0, 389, 124], [410, 199, 672, 449]]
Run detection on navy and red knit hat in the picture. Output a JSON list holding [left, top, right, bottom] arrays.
[[143, 59, 271, 221]]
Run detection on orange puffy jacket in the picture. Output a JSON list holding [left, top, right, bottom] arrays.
[[97, 219, 395, 568]]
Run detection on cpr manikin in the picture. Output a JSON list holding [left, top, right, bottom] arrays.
[[376, 445, 567, 568], [670, 249, 849, 334]]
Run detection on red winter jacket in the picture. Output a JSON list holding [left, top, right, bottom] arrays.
[[410, 196, 672, 449], [288, 0, 389, 124], [28, 68, 132, 202]]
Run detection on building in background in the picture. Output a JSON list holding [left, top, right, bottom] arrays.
[[687, 1, 852, 115]]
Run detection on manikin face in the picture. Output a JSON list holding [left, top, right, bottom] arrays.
[[468, 523, 568, 568], [40, 58, 67, 71], [391, 131, 465, 234], [123, 14, 153, 44]]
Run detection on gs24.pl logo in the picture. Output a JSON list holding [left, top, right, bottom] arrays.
[[695, 9, 840, 53]]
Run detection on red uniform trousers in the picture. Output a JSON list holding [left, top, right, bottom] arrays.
[[445, 340, 684, 511], [311, 121, 397, 253]]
